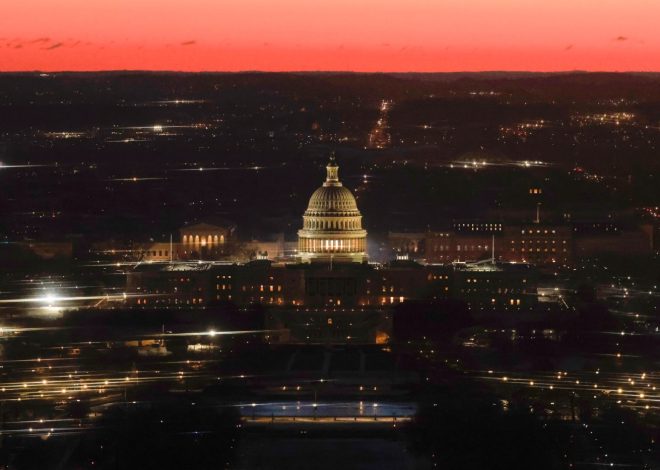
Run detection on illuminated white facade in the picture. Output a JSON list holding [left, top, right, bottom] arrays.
[[298, 156, 367, 263], [180, 222, 228, 247]]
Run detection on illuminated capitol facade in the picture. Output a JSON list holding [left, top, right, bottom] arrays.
[[297, 155, 367, 263]]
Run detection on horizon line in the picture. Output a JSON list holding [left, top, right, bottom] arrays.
[[2, 69, 660, 75]]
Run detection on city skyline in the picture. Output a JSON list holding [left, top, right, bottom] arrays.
[[1, 2, 659, 467]]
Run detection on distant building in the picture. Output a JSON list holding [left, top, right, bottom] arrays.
[[138, 219, 236, 262], [138, 242, 173, 262], [406, 230, 495, 265], [451, 261, 537, 310], [424, 231, 455, 263], [502, 225, 572, 265], [179, 220, 235, 260]]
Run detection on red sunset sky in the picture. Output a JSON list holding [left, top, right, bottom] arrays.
[[1, 0, 658, 72]]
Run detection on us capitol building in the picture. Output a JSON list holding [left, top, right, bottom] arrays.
[[298, 155, 368, 263], [126, 154, 539, 344]]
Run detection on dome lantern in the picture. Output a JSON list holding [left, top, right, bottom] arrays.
[[324, 153, 340, 186]]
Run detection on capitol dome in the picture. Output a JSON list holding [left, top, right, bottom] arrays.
[[298, 155, 367, 263], [306, 185, 359, 213]]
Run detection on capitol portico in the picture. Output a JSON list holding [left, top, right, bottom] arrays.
[[297, 155, 368, 263]]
